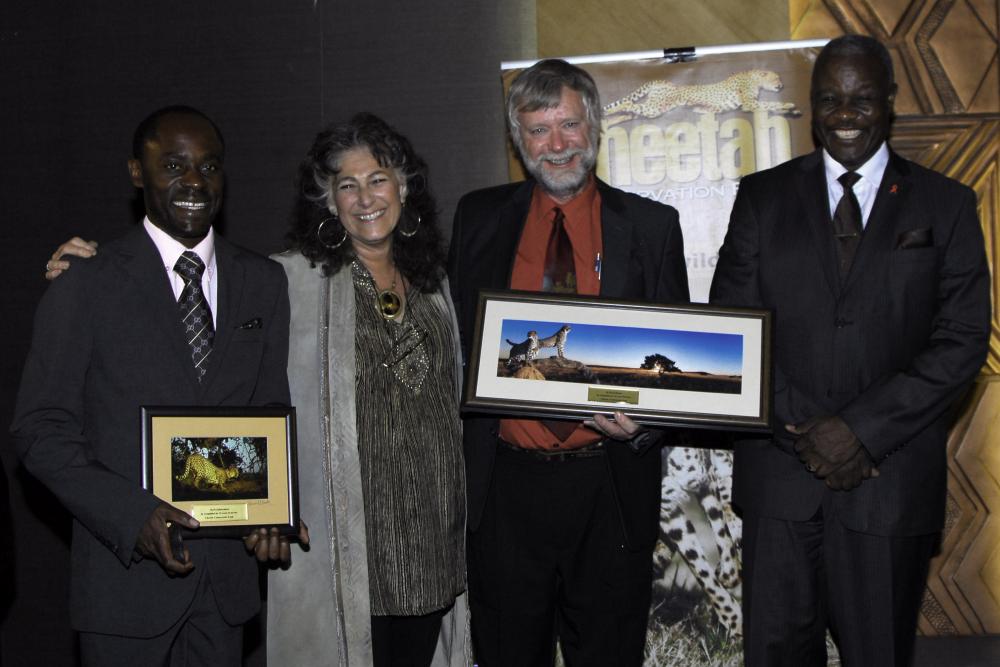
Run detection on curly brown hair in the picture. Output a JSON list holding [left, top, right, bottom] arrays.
[[286, 112, 446, 292]]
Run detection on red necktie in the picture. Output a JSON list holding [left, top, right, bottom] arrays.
[[540, 207, 578, 440], [542, 207, 576, 293]]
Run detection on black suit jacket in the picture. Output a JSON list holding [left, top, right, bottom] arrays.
[[448, 178, 690, 550], [11, 227, 290, 637], [710, 149, 990, 536]]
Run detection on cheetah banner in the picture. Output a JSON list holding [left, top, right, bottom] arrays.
[[502, 44, 821, 666]]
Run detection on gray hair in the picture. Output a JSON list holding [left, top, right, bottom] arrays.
[[506, 59, 602, 156]]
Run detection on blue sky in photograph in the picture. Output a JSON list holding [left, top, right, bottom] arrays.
[[499, 319, 743, 375]]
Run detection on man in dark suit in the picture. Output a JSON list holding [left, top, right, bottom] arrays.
[[710, 36, 991, 666], [448, 59, 689, 666], [11, 106, 294, 666]]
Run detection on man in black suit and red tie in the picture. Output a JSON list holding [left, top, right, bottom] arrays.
[[448, 59, 689, 666], [710, 35, 991, 666], [12, 106, 300, 666]]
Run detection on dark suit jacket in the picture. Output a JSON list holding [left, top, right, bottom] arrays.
[[448, 178, 690, 550], [710, 149, 990, 536], [11, 227, 290, 637]]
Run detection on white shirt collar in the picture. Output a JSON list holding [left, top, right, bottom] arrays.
[[142, 217, 216, 275], [822, 142, 890, 190], [822, 143, 890, 227]]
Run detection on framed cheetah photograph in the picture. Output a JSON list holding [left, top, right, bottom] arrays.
[[464, 290, 771, 430], [141, 406, 300, 537], [169, 436, 268, 502]]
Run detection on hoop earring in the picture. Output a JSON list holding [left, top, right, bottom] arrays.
[[398, 209, 421, 238], [317, 216, 348, 250]]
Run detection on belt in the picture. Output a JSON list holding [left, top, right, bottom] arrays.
[[497, 438, 606, 462]]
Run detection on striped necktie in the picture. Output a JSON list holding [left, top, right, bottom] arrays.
[[174, 251, 214, 381]]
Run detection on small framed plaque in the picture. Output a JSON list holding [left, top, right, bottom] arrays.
[[141, 406, 300, 537], [462, 290, 772, 431]]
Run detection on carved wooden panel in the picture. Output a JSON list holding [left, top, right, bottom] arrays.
[[918, 377, 1000, 635], [791, 0, 999, 115]]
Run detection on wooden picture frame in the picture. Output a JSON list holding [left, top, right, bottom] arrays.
[[141, 406, 300, 537], [463, 290, 772, 431]]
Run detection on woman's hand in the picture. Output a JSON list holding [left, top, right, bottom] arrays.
[[45, 237, 98, 280]]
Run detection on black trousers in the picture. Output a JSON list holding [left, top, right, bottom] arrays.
[[468, 445, 654, 667], [78, 572, 242, 667], [741, 500, 936, 667], [371, 607, 448, 667]]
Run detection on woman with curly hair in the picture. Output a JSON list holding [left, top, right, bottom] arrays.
[[269, 113, 470, 666], [45, 113, 471, 667]]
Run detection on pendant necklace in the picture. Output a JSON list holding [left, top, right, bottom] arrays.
[[375, 266, 403, 321]]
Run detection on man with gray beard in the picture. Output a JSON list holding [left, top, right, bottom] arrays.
[[448, 59, 689, 666]]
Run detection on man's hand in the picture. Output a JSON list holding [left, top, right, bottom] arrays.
[[786, 416, 879, 489], [135, 502, 199, 576], [823, 447, 879, 491], [584, 411, 654, 452], [585, 411, 642, 441], [45, 237, 98, 280], [244, 520, 310, 569]]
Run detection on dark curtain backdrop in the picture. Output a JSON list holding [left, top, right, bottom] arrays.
[[0, 1, 521, 664]]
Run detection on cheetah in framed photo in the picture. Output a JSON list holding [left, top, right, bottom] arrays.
[[175, 453, 240, 491], [536, 324, 571, 359], [505, 331, 539, 368]]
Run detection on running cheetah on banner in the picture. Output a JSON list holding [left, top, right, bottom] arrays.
[[603, 69, 799, 127]]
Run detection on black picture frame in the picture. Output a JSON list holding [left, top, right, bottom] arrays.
[[141, 406, 300, 537], [462, 290, 772, 431]]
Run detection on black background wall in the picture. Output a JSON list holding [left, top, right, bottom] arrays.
[[0, 1, 523, 663]]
